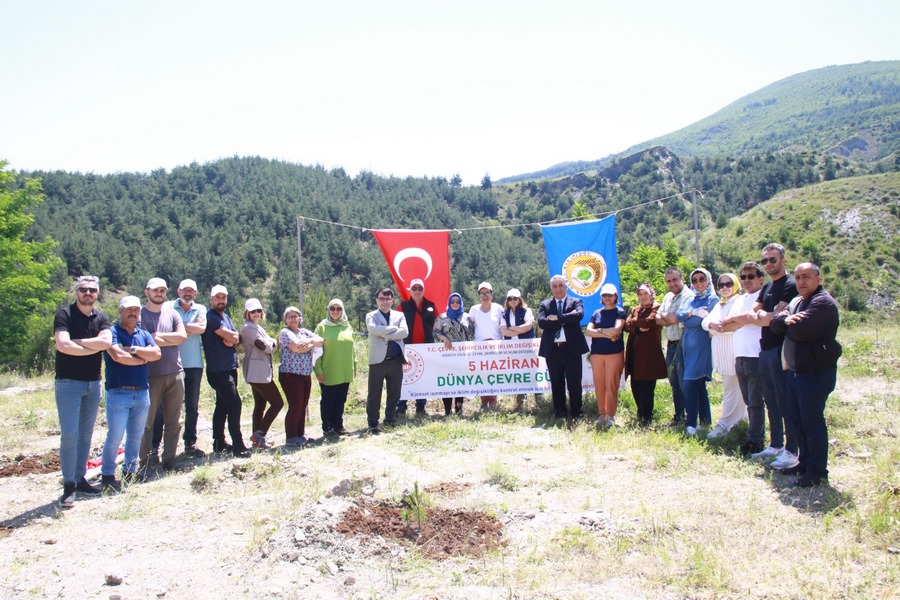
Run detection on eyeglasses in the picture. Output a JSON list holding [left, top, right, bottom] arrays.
[[76, 287, 99, 294], [760, 256, 780, 265], [411, 286, 424, 291], [691, 277, 706, 284], [377, 296, 393, 301], [328, 306, 343, 312], [506, 297, 519, 301], [740, 274, 758, 280], [601, 293, 616, 298], [479, 291, 493, 296], [718, 281, 734, 288], [449, 299, 461, 305], [250, 309, 263, 314]]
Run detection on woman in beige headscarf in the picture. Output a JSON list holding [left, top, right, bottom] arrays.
[[702, 272, 747, 438]]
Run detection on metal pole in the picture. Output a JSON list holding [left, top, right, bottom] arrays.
[[692, 189, 700, 267], [296, 216, 304, 308]]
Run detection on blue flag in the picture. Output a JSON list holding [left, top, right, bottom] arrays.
[[541, 215, 621, 326]]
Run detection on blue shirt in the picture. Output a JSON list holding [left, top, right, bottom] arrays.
[[589, 307, 626, 355], [104, 324, 156, 390], [172, 301, 206, 369], [202, 309, 238, 373]]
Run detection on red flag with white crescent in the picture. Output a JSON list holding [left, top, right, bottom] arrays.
[[372, 229, 450, 305]]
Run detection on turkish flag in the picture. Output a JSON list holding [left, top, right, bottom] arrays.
[[372, 229, 450, 305]]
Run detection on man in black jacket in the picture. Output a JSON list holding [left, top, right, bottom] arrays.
[[399, 279, 436, 416], [538, 275, 590, 420], [770, 263, 840, 488]]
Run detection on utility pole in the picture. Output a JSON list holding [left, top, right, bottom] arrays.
[[296, 216, 304, 308], [692, 189, 701, 267]]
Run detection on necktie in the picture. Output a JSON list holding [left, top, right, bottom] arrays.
[[555, 300, 563, 340]]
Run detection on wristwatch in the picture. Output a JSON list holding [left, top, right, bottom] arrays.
[[130, 346, 138, 356]]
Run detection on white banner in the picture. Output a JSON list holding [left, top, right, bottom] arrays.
[[400, 339, 596, 400]]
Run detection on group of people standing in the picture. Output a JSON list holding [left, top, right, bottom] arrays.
[[52, 242, 841, 508]]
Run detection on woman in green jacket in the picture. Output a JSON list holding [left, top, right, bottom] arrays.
[[313, 299, 355, 436]]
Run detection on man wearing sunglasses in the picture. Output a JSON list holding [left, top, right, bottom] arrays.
[[365, 288, 409, 433], [749, 243, 799, 470], [722, 262, 766, 455], [53, 275, 113, 508], [398, 279, 435, 417]]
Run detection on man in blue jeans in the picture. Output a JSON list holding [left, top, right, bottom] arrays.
[[101, 296, 161, 491], [53, 275, 113, 509]]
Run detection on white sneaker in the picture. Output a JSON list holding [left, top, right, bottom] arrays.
[[770, 450, 799, 470], [751, 446, 781, 460], [706, 425, 727, 439], [685, 426, 697, 437]]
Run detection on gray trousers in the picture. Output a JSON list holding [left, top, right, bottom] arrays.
[[366, 358, 403, 427]]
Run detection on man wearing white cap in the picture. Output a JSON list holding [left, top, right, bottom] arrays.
[[201, 284, 250, 457], [164, 279, 207, 457], [138, 278, 186, 472], [398, 278, 435, 417], [101, 295, 161, 491]]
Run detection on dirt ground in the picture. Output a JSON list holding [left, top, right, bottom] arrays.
[[0, 380, 897, 599]]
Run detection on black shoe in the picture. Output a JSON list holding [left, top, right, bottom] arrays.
[[232, 446, 251, 458], [739, 440, 763, 456], [336, 428, 350, 436], [185, 444, 206, 458], [76, 478, 102, 496], [101, 475, 121, 493], [122, 470, 147, 485], [415, 408, 427, 417], [782, 464, 806, 476], [162, 459, 178, 472], [59, 482, 76, 508], [367, 425, 382, 435], [212, 441, 233, 454], [795, 474, 827, 488], [147, 450, 161, 466]]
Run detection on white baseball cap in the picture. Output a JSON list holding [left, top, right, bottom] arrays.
[[210, 284, 228, 296], [119, 295, 141, 309], [146, 277, 168, 290], [477, 281, 493, 292], [244, 298, 263, 312], [600, 283, 619, 296], [178, 279, 198, 291]]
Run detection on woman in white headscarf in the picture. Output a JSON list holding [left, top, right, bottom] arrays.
[[312, 299, 356, 436], [702, 272, 747, 438], [676, 268, 718, 436]]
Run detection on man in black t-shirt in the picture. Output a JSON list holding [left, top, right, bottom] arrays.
[[748, 243, 799, 470], [53, 276, 113, 508]]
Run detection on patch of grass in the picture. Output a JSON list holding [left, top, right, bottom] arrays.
[[552, 526, 598, 555], [484, 460, 520, 491], [190, 465, 214, 492]]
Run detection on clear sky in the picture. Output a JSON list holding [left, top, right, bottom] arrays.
[[2, 1, 897, 185]]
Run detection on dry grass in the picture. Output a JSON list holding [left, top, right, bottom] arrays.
[[0, 322, 897, 598]]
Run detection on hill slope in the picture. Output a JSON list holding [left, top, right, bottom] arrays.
[[500, 60, 900, 183]]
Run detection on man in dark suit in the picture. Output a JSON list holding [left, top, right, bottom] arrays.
[[538, 275, 589, 420], [398, 278, 436, 416]]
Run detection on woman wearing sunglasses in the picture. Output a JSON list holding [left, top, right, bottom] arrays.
[[313, 299, 356, 436], [702, 273, 747, 439], [239, 299, 284, 449], [677, 268, 718, 436]]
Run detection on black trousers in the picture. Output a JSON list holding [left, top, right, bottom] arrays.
[[546, 347, 583, 418], [207, 369, 246, 450], [631, 379, 657, 425]]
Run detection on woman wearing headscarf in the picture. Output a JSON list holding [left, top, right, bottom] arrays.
[[586, 283, 626, 428], [278, 306, 323, 446], [313, 299, 356, 436], [624, 283, 667, 426], [239, 298, 284, 449], [433, 292, 475, 416], [702, 272, 747, 439], [677, 268, 718, 436]]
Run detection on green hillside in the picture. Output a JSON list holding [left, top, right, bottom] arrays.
[[500, 60, 900, 183]]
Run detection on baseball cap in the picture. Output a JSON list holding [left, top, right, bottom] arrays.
[[409, 278, 425, 290], [210, 284, 228, 296], [119, 295, 141, 309], [244, 298, 263, 312], [178, 279, 198, 291], [146, 277, 168, 290], [477, 281, 493, 292]]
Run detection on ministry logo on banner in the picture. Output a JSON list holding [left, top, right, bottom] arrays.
[[372, 229, 450, 304], [541, 215, 621, 326]]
